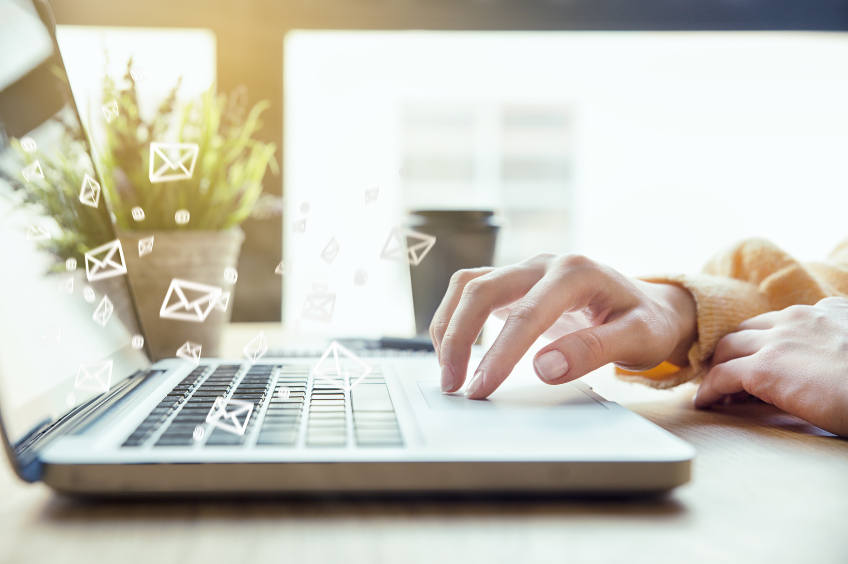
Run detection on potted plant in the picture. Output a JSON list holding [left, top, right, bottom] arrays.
[[94, 59, 278, 360]]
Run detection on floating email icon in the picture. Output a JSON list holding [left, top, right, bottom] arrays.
[[131, 207, 145, 221], [79, 174, 101, 208], [42, 325, 60, 342], [85, 239, 127, 282], [102, 99, 119, 123], [66, 258, 77, 271], [300, 202, 310, 213], [20, 137, 37, 152], [365, 188, 379, 204], [354, 269, 368, 286], [193, 425, 204, 441], [83, 287, 96, 303], [138, 236, 154, 257], [301, 288, 336, 323], [176, 341, 203, 364], [213, 291, 230, 312], [75, 359, 113, 394], [160, 279, 222, 322], [243, 331, 268, 364], [321, 237, 340, 264], [224, 267, 238, 283], [313, 341, 372, 392], [205, 397, 253, 436], [175, 209, 190, 224], [149, 142, 199, 183], [26, 223, 51, 241], [93, 295, 114, 327], [58, 277, 74, 294], [292, 218, 306, 233], [21, 160, 44, 182], [380, 227, 436, 266], [131, 335, 144, 349]]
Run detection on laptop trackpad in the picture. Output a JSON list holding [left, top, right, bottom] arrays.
[[416, 381, 605, 411]]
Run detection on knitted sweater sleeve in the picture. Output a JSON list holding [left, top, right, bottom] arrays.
[[615, 238, 848, 389]]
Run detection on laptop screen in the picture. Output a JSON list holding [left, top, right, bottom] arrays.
[[0, 0, 150, 446]]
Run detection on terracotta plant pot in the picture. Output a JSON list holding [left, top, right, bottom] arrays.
[[119, 228, 244, 361]]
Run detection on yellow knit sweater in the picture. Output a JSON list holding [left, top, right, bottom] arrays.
[[616, 238, 848, 389]]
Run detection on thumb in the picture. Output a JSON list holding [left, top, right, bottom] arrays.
[[532, 316, 645, 384]]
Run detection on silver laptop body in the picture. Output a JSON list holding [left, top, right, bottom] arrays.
[[0, 0, 694, 496]]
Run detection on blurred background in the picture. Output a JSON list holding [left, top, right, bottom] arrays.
[[46, 0, 848, 338]]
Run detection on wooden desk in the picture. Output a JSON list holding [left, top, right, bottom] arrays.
[[2, 323, 847, 564]]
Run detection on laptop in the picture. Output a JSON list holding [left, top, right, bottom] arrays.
[[0, 0, 694, 496]]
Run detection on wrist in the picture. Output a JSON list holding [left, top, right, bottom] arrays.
[[657, 283, 698, 367]]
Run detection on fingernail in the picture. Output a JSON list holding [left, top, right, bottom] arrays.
[[440, 364, 454, 393], [465, 370, 484, 397], [534, 350, 569, 382]]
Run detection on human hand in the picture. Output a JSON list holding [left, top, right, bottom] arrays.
[[696, 297, 848, 437], [429, 253, 698, 399]]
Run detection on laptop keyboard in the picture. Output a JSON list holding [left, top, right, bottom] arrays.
[[122, 363, 403, 449]]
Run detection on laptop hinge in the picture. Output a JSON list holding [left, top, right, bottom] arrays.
[[11, 368, 156, 482]]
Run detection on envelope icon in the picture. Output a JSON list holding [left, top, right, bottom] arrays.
[[243, 331, 268, 364], [380, 227, 436, 266], [75, 359, 113, 394], [26, 223, 51, 241], [21, 160, 44, 182], [85, 239, 127, 282], [321, 237, 340, 264], [313, 341, 372, 392], [301, 289, 336, 323], [149, 142, 199, 183], [93, 295, 114, 327], [205, 397, 253, 436], [292, 218, 306, 233], [138, 236, 154, 257], [160, 279, 222, 322], [58, 276, 74, 294], [79, 174, 101, 208], [102, 99, 119, 123], [176, 340, 203, 364], [365, 188, 379, 204], [213, 291, 230, 312]]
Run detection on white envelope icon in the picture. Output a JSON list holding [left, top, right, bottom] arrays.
[[292, 218, 306, 233], [365, 188, 379, 204], [321, 237, 340, 264], [176, 341, 202, 364], [138, 236, 154, 257], [75, 359, 113, 394], [313, 341, 372, 392], [243, 331, 268, 364], [93, 295, 114, 327], [85, 239, 127, 282], [58, 276, 73, 294], [149, 142, 199, 183], [102, 99, 119, 123], [205, 397, 253, 436], [380, 227, 436, 266], [213, 291, 230, 312], [42, 325, 60, 342], [301, 289, 336, 323], [79, 174, 101, 208], [160, 279, 222, 322], [21, 160, 44, 182], [26, 223, 51, 241]]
